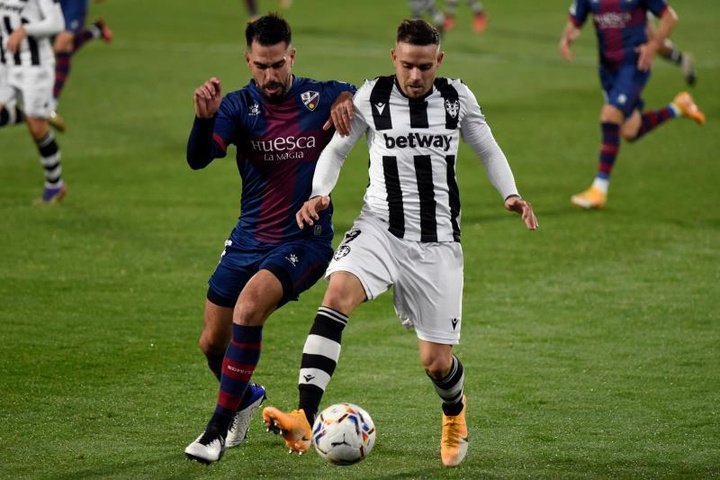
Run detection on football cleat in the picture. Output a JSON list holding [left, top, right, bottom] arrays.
[[570, 185, 607, 209], [672, 91, 705, 125], [680, 53, 697, 87], [184, 425, 226, 464], [94, 18, 113, 42], [472, 11, 488, 33], [48, 110, 66, 133], [34, 183, 67, 205], [225, 383, 267, 448], [441, 396, 469, 467], [262, 407, 312, 454]]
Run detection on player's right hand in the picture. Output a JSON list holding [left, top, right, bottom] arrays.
[[193, 77, 222, 119], [296, 196, 330, 229]]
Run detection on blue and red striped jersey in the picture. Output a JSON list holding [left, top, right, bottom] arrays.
[[189, 76, 356, 248], [569, 0, 669, 67]]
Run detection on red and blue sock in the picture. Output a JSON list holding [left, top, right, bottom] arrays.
[[628, 107, 675, 142], [209, 324, 262, 432], [597, 122, 620, 182]]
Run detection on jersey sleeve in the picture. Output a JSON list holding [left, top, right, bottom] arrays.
[[310, 82, 370, 197], [326, 80, 358, 97], [646, 0, 669, 18], [24, 0, 64, 37], [568, 0, 588, 28], [186, 95, 241, 169], [458, 85, 519, 200]]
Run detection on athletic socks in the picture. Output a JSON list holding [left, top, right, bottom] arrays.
[[628, 107, 676, 142], [298, 306, 348, 424], [208, 324, 263, 433], [597, 122, 620, 181], [36, 133, 63, 188], [429, 355, 465, 416], [0, 104, 25, 126]]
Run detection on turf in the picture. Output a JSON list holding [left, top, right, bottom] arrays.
[[1, 0, 718, 478]]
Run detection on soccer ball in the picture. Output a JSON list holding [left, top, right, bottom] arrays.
[[312, 402, 376, 465]]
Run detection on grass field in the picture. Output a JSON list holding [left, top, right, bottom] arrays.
[[1, 0, 718, 478]]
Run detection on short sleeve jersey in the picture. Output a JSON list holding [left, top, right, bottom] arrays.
[[569, 0, 669, 67], [213, 76, 356, 248]]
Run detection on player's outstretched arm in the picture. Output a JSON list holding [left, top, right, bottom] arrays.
[[504, 195, 538, 231], [296, 196, 331, 229], [323, 91, 355, 136], [193, 77, 222, 119]]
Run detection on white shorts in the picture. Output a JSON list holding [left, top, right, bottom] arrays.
[[3, 63, 55, 118], [0, 64, 14, 107], [326, 211, 464, 344]]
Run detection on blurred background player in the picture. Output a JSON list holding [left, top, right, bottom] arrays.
[[0, 0, 68, 204], [50, 0, 113, 131], [408, 0, 445, 35], [559, 0, 705, 209], [647, 14, 696, 86], [443, 0, 487, 33], [243, 0, 293, 21]]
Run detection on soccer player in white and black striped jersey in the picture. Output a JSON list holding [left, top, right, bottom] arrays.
[[263, 19, 537, 467], [0, 0, 67, 204]]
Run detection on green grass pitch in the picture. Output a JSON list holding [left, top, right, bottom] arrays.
[[1, 0, 718, 478]]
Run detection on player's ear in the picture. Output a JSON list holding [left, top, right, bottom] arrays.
[[436, 51, 444, 66]]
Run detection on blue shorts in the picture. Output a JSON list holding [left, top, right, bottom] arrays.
[[599, 63, 649, 117], [59, 0, 89, 32], [206, 237, 333, 308]]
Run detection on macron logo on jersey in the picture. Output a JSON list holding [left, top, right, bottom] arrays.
[[383, 132, 452, 152]]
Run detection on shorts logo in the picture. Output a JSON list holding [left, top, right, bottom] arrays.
[[333, 245, 351, 260], [285, 253, 299, 267], [451, 318, 459, 330], [301, 91, 320, 111], [342, 228, 361, 244], [445, 99, 459, 119], [333, 228, 361, 260]]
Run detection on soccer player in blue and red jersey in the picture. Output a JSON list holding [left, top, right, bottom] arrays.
[[183, 14, 356, 464], [559, 0, 705, 209], [49, 0, 112, 131]]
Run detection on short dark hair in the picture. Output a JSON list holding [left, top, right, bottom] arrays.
[[396, 19, 440, 46], [245, 13, 292, 48]]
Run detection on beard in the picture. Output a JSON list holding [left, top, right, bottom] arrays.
[[262, 81, 288, 102]]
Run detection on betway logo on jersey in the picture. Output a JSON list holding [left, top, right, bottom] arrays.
[[595, 12, 631, 29], [383, 133, 452, 152], [251, 135, 317, 161]]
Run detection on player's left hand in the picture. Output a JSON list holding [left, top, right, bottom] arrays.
[[324, 91, 354, 136], [636, 42, 658, 71], [7, 26, 27, 54], [504, 196, 538, 231]]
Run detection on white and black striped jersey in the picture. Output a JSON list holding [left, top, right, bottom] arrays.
[[0, 0, 64, 67], [312, 75, 519, 243]]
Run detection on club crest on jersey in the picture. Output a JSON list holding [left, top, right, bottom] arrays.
[[249, 103, 260, 116], [301, 91, 320, 111], [445, 99, 459, 119]]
